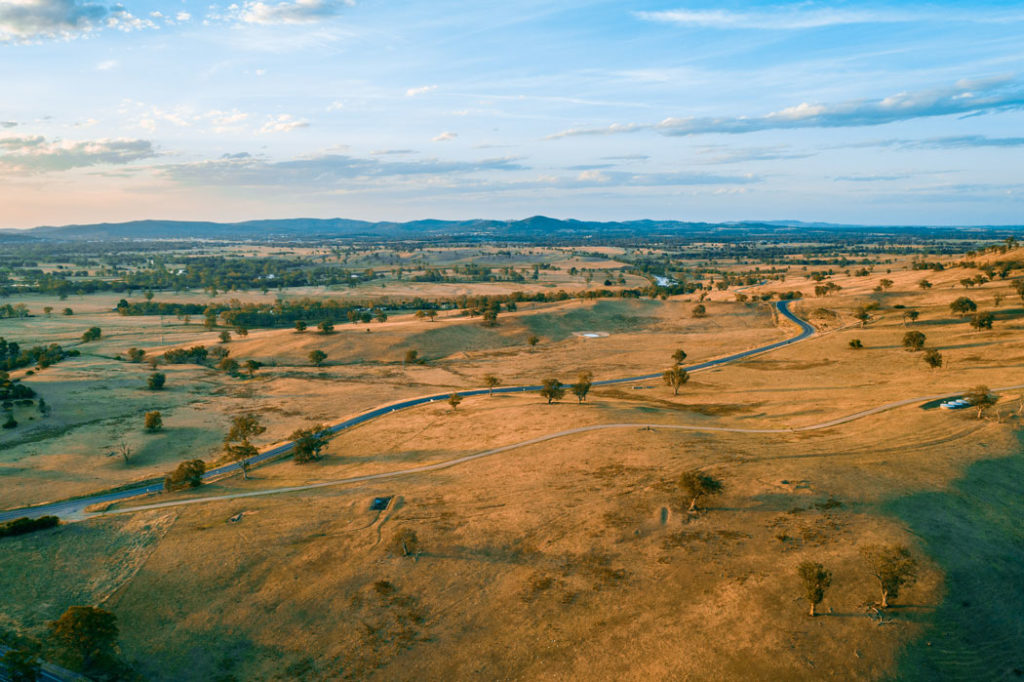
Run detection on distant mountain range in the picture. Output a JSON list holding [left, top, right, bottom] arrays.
[[0, 216, 1018, 241]]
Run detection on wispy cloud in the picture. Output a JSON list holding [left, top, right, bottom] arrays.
[[432, 131, 457, 142], [258, 114, 309, 134], [0, 135, 156, 173], [226, 0, 353, 26], [406, 84, 437, 97], [548, 77, 1024, 139], [1, 122, 17, 129], [860, 135, 1024, 150], [0, 0, 155, 42], [162, 153, 526, 186], [634, 6, 1024, 31]]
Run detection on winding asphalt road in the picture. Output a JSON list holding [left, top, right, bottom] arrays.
[[1, 301, 815, 522]]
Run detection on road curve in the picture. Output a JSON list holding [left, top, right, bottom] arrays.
[[97, 381, 1024, 517], [2, 301, 815, 522]]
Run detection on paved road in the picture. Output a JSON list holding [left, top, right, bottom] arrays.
[[1, 301, 815, 522], [94, 380, 1024, 517]]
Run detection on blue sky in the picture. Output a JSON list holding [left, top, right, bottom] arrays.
[[1, 0, 1023, 227]]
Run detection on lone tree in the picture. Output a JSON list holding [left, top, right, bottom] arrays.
[[309, 349, 328, 367], [571, 371, 593, 403], [672, 348, 687, 364], [950, 296, 977, 316], [244, 359, 262, 378], [861, 544, 918, 609], [403, 349, 419, 367], [290, 424, 329, 463], [218, 357, 240, 375], [126, 347, 146, 363], [224, 414, 265, 480], [527, 334, 539, 349], [679, 469, 723, 512], [853, 306, 871, 326], [483, 374, 501, 395], [798, 561, 832, 617], [691, 303, 707, 318], [391, 528, 419, 558], [447, 393, 463, 410], [164, 459, 206, 490], [922, 348, 943, 370], [965, 385, 997, 418], [218, 330, 231, 344], [81, 327, 102, 342], [539, 378, 565, 404], [902, 331, 926, 351], [147, 372, 166, 390], [917, 279, 932, 290], [969, 311, 994, 331], [49, 606, 119, 676], [144, 410, 163, 432], [663, 366, 690, 395], [294, 320, 307, 333], [317, 320, 335, 334], [848, 338, 864, 349], [902, 310, 920, 326]]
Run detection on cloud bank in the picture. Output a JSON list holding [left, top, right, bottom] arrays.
[[0, 0, 153, 41], [0, 135, 156, 172], [548, 78, 1024, 139]]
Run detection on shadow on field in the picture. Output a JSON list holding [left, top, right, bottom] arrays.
[[886, 436, 1024, 681]]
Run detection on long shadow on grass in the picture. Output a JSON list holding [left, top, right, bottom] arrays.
[[886, 438, 1024, 681]]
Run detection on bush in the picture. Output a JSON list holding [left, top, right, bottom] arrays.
[[0, 515, 59, 538], [147, 372, 166, 390], [848, 339, 863, 349], [164, 459, 206, 491]]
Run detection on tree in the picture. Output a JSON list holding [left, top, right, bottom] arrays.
[[447, 393, 463, 410], [375, 310, 388, 323], [309, 349, 328, 367], [147, 372, 166, 390], [391, 528, 419, 558], [950, 296, 977, 316], [224, 414, 265, 479], [798, 561, 832, 617], [62, 308, 73, 316], [427, 309, 437, 322], [49, 606, 119, 675], [969, 311, 994, 330], [218, 330, 231, 344], [917, 279, 932, 290], [539, 378, 565, 404], [691, 303, 707, 318], [290, 424, 329, 463], [244, 359, 262, 378], [878, 278, 894, 290], [663, 366, 690, 395], [144, 410, 163, 432], [679, 469, 724, 512], [672, 349, 687, 364], [317, 320, 335, 334], [0, 647, 40, 682], [294, 320, 307, 333], [853, 306, 871, 326], [43, 305, 53, 316], [861, 544, 918, 608], [483, 374, 501, 395], [902, 310, 919, 326], [848, 338, 863, 349], [481, 309, 498, 327], [571, 371, 592, 403], [964, 385, 997, 418], [81, 327, 101, 342], [527, 334, 539, 349], [164, 458, 206, 490], [403, 349, 419, 366], [126, 347, 146, 363], [922, 348, 943, 370], [218, 357, 240, 375], [902, 331, 926, 351], [235, 326, 249, 338]]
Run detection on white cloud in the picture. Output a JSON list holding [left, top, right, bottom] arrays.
[[259, 114, 310, 134], [406, 84, 437, 97], [0, 0, 161, 41], [326, 100, 344, 111], [96, 59, 117, 70], [0, 135, 156, 173], [175, 11, 191, 21], [229, 0, 353, 25], [549, 77, 1024, 139], [432, 131, 457, 142]]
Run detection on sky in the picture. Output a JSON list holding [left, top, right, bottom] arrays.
[[1, 0, 1023, 228]]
